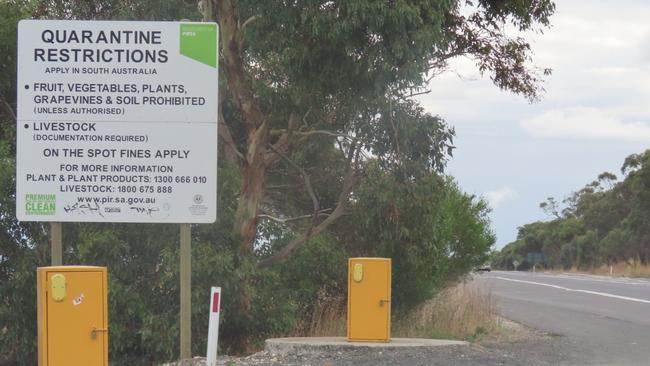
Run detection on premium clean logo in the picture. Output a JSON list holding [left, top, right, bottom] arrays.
[[25, 193, 56, 215]]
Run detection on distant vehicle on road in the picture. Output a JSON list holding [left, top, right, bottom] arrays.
[[475, 263, 492, 272]]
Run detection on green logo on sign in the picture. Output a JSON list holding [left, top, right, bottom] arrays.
[[25, 194, 56, 215], [180, 23, 218, 68]]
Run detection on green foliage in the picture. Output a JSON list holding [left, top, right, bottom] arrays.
[[343, 166, 494, 312], [239, 0, 554, 103], [428, 329, 456, 340], [0, 4, 49, 357], [0, 1, 36, 145], [277, 235, 347, 325], [494, 149, 650, 270], [464, 326, 488, 343], [0, 128, 48, 364], [34, 0, 200, 21], [437, 179, 496, 279]]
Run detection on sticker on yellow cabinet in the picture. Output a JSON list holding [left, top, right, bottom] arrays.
[[353, 263, 363, 282], [50, 273, 66, 302]]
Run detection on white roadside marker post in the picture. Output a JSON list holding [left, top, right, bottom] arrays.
[[206, 287, 221, 366]]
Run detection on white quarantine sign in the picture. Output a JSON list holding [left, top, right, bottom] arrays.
[[16, 20, 218, 223]]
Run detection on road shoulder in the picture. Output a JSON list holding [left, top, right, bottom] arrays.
[[162, 317, 580, 366]]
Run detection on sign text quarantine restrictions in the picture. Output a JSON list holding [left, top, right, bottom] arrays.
[[16, 20, 218, 223]]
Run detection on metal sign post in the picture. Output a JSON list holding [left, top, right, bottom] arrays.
[[50, 222, 62, 266], [180, 223, 192, 359], [513, 259, 520, 271]]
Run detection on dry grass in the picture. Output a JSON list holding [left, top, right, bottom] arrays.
[[392, 282, 498, 342], [557, 260, 650, 278], [292, 289, 347, 337], [293, 282, 499, 341]]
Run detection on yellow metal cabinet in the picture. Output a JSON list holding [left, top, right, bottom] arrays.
[[347, 258, 391, 342], [37, 266, 108, 366]]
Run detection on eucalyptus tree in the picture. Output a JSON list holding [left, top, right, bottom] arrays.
[[212, 0, 555, 265], [496, 149, 650, 270]]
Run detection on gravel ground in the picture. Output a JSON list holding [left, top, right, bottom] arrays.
[[163, 319, 584, 366]]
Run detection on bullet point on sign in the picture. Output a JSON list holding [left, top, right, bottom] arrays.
[[24, 85, 29, 89], [24, 124, 29, 129]]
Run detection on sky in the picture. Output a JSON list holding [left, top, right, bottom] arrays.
[[417, 0, 650, 249]]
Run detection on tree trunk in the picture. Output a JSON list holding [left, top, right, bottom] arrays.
[[234, 122, 268, 250], [215, 0, 271, 251]]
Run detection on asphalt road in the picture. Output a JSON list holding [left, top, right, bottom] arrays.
[[475, 270, 650, 365], [173, 271, 650, 366]]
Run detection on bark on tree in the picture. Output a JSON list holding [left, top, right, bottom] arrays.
[[216, 0, 271, 250], [234, 122, 268, 249], [214, 0, 361, 260]]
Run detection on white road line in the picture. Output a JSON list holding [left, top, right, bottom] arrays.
[[493, 276, 650, 304], [491, 271, 650, 286], [541, 274, 650, 286]]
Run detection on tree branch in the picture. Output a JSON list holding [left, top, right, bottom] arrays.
[[258, 209, 332, 224], [293, 130, 350, 138], [240, 15, 258, 31], [267, 143, 320, 221], [257, 204, 347, 269], [257, 148, 359, 269], [200, 0, 213, 21], [396, 89, 431, 101], [388, 99, 401, 164], [264, 111, 299, 166]]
